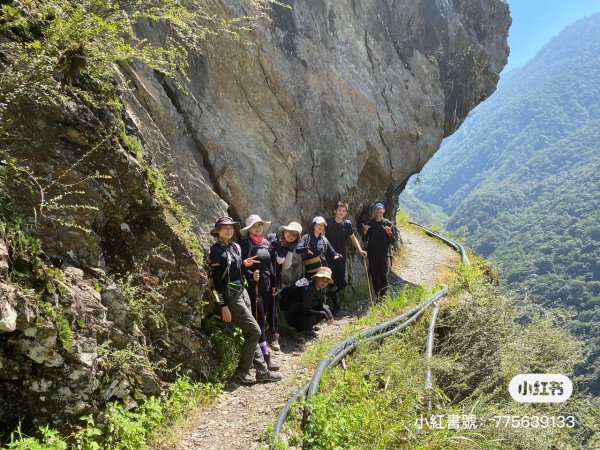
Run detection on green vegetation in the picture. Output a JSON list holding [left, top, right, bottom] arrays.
[[0, 0, 291, 448], [277, 258, 599, 449], [0, 209, 76, 352], [114, 272, 167, 330], [397, 191, 448, 228], [142, 163, 205, 262], [401, 13, 600, 393], [5, 377, 221, 450], [0, 0, 279, 115], [201, 317, 244, 381]]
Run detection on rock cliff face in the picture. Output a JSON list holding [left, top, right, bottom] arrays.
[[125, 0, 510, 225], [0, 0, 509, 434]]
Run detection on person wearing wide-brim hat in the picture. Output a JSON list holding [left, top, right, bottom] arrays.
[[269, 221, 303, 274], [295, 216, 342, 277], [265, 221, 303, 351], [208, 216, 281, 384], [240, 214, 272, 238], [284, 266, 334, 333], [239, 214, 279, 370], [209, 216, 240, 237]]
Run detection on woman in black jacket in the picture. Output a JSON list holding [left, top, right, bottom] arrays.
[[209, 216, 281, 384], [239, 214, 279, 370]]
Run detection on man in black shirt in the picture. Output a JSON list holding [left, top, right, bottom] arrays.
[[361, 202, 396, 300], [326, 201, 367, 314]]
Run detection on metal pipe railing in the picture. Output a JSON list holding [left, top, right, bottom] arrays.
[[272, 223, 470, 446]]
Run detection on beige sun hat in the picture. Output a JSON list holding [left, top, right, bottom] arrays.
[[279, 221, 303, 235], [312, 216, 327, 225], [311, 266, 334, 284], [240, 214, 272, 238]]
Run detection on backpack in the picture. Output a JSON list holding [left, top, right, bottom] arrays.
[[244, 238, 272, 271], [278, 278, 309, 311]]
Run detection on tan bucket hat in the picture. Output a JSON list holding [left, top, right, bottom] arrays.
[[279, 221, 303, 235], [311, 266, 334, 284], [240, 214, 271, 238]]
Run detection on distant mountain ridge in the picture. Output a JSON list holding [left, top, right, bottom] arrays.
[[401, 12, 600, 392], [409, 12, 600, 213]]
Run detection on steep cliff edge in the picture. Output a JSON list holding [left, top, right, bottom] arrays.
[[0, 0, 509, 436]]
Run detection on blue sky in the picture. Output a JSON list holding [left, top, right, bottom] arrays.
[[504, 0, 600, 72]]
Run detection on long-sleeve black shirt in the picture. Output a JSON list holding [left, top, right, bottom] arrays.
[[209, 241, 244, 303], [363, 218, 395, 257], [301, 283, 324, 310], [300, 283, 333, 320]]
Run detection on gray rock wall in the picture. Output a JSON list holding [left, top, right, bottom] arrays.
[[124, 0, 510, 229]]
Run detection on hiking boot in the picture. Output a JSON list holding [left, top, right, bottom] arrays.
[[269, 332, 281, 351], [256, 370, 282, 382], [237, 371, 256, 385], [264, 353, 280, 371], [270, 337, 281, 352]]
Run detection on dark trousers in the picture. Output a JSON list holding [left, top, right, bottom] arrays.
[[265, 288, 279, 336], [224, 288, 268, 374], [327, 258, 347, 307], [368, 254, 390, 299], [285, 305, 324, 331]]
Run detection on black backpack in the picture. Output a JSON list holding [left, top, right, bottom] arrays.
[[278, 278, 309, 311]]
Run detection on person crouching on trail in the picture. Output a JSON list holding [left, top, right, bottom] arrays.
[[266, 221, 302, 351], [239, 214, 279, 371], [295, 216, 342, 277], [209, 216, 281, 385], [326, 201, 367, 315], [286, 266, 334, 333], [361, 202, 396, 300]]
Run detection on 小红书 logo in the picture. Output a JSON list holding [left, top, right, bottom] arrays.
[[509, 374, 573, 403]]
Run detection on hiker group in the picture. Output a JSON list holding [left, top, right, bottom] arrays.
[[209, 201, 398, 385]]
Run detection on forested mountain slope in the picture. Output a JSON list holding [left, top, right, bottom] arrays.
[[401, 12, 600, 392], [408, 13, 600, 213]]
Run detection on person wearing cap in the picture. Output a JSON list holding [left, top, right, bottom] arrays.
[[239, 214, 279, 371], [209, 216, 281, 385], [361, 202, 397, 300], [265, 221, 303, 351], [285, 266, 334, 333], [325, 201, 368, 315], [295, 216, 342, 276]]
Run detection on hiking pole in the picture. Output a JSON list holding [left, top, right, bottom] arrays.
[[362, 257, 374, 306], [254, 272, 260, 320]]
